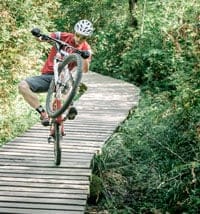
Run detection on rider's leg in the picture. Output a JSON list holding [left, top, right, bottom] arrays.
[[62, 67, 79, 120], [18, 80, 41, 109], [18, 74, 53, 126]]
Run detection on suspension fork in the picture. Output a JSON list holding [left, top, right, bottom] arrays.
[[50, 99, 65, 137], [50, 55, 66, 137]]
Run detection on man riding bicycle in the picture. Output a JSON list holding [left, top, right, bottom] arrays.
[[18, 20, 94, 126]]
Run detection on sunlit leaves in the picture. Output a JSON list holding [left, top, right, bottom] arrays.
[[0, 0, 58, 145]]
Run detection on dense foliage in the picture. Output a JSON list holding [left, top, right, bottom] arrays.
[[88, 1, 200, 213], [1, 0, 200, 213], [0, 0, 59, 143]]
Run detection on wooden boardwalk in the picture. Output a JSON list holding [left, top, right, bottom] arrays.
[[0, 72, 140, 214]]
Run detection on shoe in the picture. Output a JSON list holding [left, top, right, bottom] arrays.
[[63, 106, 78, 121], [48, 135, 54, 144], [68, 106, 78, 120], [40, 112, 50, 126]]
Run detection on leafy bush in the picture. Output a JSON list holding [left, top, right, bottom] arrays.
[[88, 0, 200, 213], [0, 0, 59, 144]]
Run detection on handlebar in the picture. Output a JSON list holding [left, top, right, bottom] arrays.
[[31, 28, 90, 59]]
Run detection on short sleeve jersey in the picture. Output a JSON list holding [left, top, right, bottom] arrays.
[[41, 32, 92, 74]]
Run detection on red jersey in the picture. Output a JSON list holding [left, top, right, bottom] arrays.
[[41, 32, 92, 74]]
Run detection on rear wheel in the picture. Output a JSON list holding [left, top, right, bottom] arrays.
[[46, 53, 82, 118], [54, 123, 61, 166]]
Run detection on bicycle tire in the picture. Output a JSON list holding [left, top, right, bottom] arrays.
[[46, 53, 82, 118], [54, 123, 61, 166]]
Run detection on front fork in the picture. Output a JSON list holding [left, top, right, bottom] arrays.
[[49, 54, 69, 140], [49, 99, 65, 137]]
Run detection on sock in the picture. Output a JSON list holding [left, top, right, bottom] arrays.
[[36, 105, 45, 114]]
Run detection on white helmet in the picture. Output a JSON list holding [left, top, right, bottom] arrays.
[[74, 20, 94, 37]]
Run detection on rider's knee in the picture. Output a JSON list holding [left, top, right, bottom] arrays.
[[18, 80, 29, 94]]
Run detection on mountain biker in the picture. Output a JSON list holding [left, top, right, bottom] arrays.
[[18, 20, 94, 126]]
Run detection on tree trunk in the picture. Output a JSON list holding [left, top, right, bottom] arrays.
[[129, 0, 138, 28]]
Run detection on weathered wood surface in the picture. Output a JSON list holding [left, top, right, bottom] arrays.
[[0, 72, 140, 213]]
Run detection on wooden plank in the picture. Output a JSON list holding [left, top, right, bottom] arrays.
[[0, 160, 92, 168], [0, 181, 89, 190], [0, 155, 97, 162], [0, 166, 91, 175], [0, 173, 88, 181], [0, 186, 88, 194], [0, 208, 83, 214], [0, 177, 89, 185], [0, 202, 85, 211], [0, 148, 97, 156], [0, 191, 87, 199], [30, 125, 117, 132], [3, 142, 104, 151], [0, 196, 86, 205], [0, 151, 94, 159]]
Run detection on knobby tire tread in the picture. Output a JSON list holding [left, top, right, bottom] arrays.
[[54, 123, 61, 166]]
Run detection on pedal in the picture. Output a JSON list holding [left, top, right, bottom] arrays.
[[48, 136, 54, 144]]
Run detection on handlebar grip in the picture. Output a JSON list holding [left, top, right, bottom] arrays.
[[31, 28, 41, 37], [41, 35, 49, 41]]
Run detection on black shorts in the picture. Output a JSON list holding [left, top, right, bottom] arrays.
[[25, 74, 53, 93]]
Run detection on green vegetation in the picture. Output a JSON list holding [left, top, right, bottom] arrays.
[[1, 0, 200, 213], [88, 1, 200, 213], [0, 0, 59, 144]]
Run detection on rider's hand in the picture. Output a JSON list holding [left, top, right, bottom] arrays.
[[31, 28, 41, 37], [31, 28, 49, 42], [80, 50, 90, 59]]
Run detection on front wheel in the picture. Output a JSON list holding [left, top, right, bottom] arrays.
[[54, 123, 62, 166], [46, 53, 82, 118]]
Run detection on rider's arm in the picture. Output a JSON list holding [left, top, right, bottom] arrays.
[[82, 58, 90, 73], [80, 46, 92, 73]]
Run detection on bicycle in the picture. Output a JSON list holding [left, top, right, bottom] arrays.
[[31, 28, 90, 166]]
